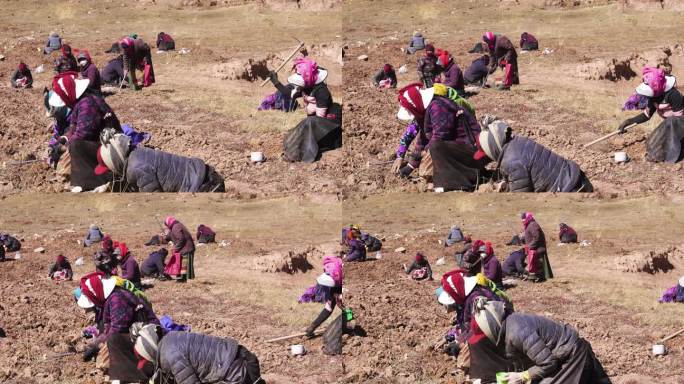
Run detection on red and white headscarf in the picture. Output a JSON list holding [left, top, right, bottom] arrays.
[[50, 72, 89, 108], [397, 82, 428, 120], [440, 269, 477, 306], [77, 271, 116, 308]]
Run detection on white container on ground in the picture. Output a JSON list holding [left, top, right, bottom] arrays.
[[250, 152, 265, 163], [290, 344, 306, 356], [652, 344, 666, 356], [614, 152, 628, 163]]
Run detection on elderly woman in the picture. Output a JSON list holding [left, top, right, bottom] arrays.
[[473, 298, 611, 384], [133, 325, 265, 384], [77, 51, 102, 94], [474, 115, 592, 192], [620, 67, 683, 163], [119, 36, 155, 90], [373, 64, 397, 88], [75, 272, 159, 383], [47, 254, 73, 280], [394, 82, 487, 191], [270, 58, 342, 162], [406, 31, 426, 54]]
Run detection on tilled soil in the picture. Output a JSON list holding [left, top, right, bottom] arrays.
[[0, 1, 346, 198], [342, 36, 684, 197], [339, 194, 684, 383]]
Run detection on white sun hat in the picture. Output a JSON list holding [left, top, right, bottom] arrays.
[[317, 273, 336, 287], [288, 68, 328, 88], [635, 75, 676, 97]]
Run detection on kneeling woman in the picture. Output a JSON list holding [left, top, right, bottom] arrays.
[[95, 130, 225, 192], [270, 58, 342, 162], [133, 324, 265, 384], [474, 115, 592, 192], [395, 83, 487, 191]]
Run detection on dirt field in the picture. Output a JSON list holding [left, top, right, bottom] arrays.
[[0, 0, 343, 197], [343, 0, 684, 196], [341, 193, 684, 383], [0, 194, 344, 384]]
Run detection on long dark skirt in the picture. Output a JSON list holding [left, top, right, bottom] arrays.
[[70, 140, 112, 190], [283, 104, 342, 163], [468, 337, 512, 382], [429, 141, 488, 191], [646, 116, 684, 163], [107, 333, 152, 382], [539, 338, 611, 384]]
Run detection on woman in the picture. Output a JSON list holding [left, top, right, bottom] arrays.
[[482, 32, 518, 90], [0, 233, 21, 252], [75, 272, 159, 383], [521, 212, 553, 282], [77, 51, 102, 94], [114, 242, 142, 289], [300, 256, 347, 340], [404, 252, 433, 280], [156, 32, 175, 51], [95, 129, 225, 192], [477, 241, 503, 289], [133, 325, 265, 384], [10, 62, 32, 88], [435, 269, 512, 377], [47, 254, 73, 280], [395, 82, 487, 191], [620, 67, 684, 163], [43, 31, 62, 54], [373, 63, 397, 88], [559, 223, 578, 243], [271, 58, 342, 162], [474, 115, 592, 192], [417, 44, 439, 88], [49, 72, 121, 190], [141, 248, 169, 279], [406, 31, 426, 54], [196, 224, 216, 244], [519, 32, 539, 51], [60, 44, 78, 72], [464, 55, 490, 86], [84, 224, 104, 247], [436, 50, 465, 94], [343, 228, 367, 262], [119, 36, 154, 90], [474, 298, 611, 384], [163, 216, 195, 282]]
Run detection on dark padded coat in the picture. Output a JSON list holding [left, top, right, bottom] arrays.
[[503, 313, 580, 381], [126, 147, 207, 192], [499, 136, 587, 192], [158, 332, 244, 384]]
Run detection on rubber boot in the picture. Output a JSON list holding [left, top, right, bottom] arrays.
[[305, 309, 332, 338]]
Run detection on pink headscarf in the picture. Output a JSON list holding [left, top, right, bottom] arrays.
[[522, 212, 535, 228], [323, 255, 344, 286], [294, 58, 318, 88], [165, 216, 176, 228], [483, 31, 496, 50], [642, 67, 666, 97]]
